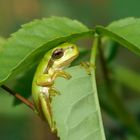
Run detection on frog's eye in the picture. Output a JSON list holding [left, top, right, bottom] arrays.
[[52, 48, 64, 59]]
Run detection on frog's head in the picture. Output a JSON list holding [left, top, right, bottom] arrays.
[[51, 43, 79, 68]]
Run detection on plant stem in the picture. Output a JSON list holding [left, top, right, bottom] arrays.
[[1, 84, 35, 111], [90, 35, 106, 140]]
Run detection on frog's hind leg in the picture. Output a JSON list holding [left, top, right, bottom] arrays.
[[39, 93, 56, 132]]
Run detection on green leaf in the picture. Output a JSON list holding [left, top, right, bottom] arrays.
[[52, 66, 106, 140], [96, 17, 140, 55], [0, 17, 93, 85], [114, 65, 140, 93]]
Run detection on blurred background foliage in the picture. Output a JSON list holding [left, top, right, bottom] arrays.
[[0, 0, 140, 140]]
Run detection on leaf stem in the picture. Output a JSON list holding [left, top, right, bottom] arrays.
[[0, 84, 35, 111], [90, 34, 98, 64]]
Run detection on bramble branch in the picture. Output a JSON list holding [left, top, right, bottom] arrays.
[[0, 85, 35, 110]]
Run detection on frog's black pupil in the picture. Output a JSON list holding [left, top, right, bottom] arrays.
[[52, 49, 64, 59]]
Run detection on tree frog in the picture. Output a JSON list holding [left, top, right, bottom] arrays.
[[32, 43, 79, 132]]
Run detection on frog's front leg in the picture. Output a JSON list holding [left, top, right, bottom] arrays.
[[49, 71, 71, 97], [52, 70, 71, 81], [36, 74, 54, 86]]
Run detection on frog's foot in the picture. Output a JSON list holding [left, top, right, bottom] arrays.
[[51, 121, 57, 133], [49, 87, 60, 97], [80, 62, 96, 75], [52, 70, 72, 81]]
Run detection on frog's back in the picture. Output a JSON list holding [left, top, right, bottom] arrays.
[[32, 53, 50, 107]]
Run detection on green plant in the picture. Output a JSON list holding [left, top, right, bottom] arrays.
[[0, 17, 140, 140]]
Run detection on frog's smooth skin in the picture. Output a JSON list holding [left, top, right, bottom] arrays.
[[32, 43, 79, 132]]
